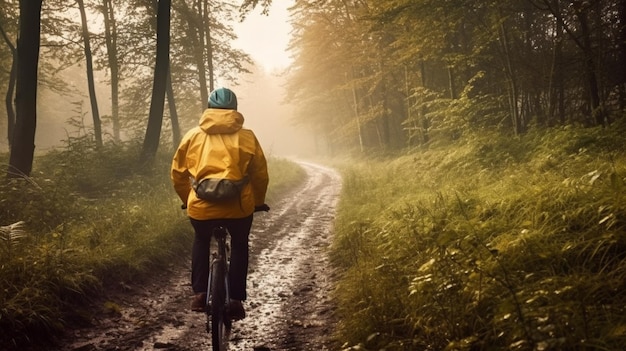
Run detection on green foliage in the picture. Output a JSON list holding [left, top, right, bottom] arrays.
[[332, 124, 626, 350], [287, 0, 626, 156], [0, 143, 302, 349]]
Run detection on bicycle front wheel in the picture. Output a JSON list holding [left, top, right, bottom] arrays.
[[210, 259, 230, 351]]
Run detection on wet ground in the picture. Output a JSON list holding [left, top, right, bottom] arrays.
[[55, 162, 342, 351]]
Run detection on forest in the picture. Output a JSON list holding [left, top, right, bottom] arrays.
[[2, 0, 626, 166], [1, 0, 626, 350], [285, 0, 625, 153]]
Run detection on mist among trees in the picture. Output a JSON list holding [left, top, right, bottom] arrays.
[[2, 0, 625, 173], [286, 0, 626, 154], [1, 0, 254, 176], [2, 0, 626, 349]]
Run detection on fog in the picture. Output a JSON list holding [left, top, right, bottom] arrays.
[[0, 63, 316, 159], [220, 67, 317, 159], [1, 0, 317, 158]]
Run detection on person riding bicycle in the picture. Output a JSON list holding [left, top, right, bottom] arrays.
[[170, 87, 269, 320]]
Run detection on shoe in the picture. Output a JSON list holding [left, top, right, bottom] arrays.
[[191, 293, 206, 312], [227, 299, 245, 320]]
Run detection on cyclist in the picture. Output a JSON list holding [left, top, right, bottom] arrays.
[[171, 87, 269, 320]]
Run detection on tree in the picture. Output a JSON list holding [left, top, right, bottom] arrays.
[[173, 0, 251, 112], [285, 0, 625, 156], [619, 0, 626, 110], [166, 68, 180, 146], [0, 21, 17, 148], [100, 0, 121, 141], [77, 0, 103, 148], [140, 0, 170, 162], [7, 0, 42, 178], [177, 0, 209, 105], [286, 0, 360, 152], [240, 0, 272, 17]]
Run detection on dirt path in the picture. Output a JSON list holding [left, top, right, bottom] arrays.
[[56, 162, 342, 351]]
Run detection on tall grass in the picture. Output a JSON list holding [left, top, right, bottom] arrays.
[[0, 139, 302, 349], [332, 122, 626, 350], [263, 156, 307, 204]]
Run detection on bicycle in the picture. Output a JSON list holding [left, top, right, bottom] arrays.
[[206, 224, 232, 351], [189, 204, 270, 351]]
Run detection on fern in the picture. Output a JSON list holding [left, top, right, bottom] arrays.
[[0, 221, 26, 261]]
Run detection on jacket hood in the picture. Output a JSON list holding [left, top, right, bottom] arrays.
[[199, 108, 244, 134]]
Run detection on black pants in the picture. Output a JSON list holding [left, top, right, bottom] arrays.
[[189, 215, 253, 301]]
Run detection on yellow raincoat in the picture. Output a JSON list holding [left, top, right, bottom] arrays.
[[171, 108, 269, 220]]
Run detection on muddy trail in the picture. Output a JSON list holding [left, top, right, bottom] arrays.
[[55, 162, 342, 351]]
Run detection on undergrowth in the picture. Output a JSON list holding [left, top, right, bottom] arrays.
[[331, 122, 626, 351], [0, 139, 301, 349]]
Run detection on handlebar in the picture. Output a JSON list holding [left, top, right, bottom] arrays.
[[180, 203, 270, 212], [255, 204, 270, 212]]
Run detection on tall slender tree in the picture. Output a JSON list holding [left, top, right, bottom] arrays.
[[7, 0, 42, 178], [166, 67, 180, 146], [0, 22, 17, 148], [619, 0, 626, 110], [101, 0, 121, 141], [202, 0, 215, 92], [140, 0, 170, 162], [77, 0, 103, 148]]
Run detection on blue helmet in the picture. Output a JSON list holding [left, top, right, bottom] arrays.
[[208, 88, 237, 110]]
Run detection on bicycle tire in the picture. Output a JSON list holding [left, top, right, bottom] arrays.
[[210, 258, 229, 351]]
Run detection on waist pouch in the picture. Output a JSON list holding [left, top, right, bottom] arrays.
[[192, 175, 249, 202]]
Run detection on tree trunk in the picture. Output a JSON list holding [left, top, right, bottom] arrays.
[[194, 0, 208, 106], [0, 23, 17, 148], [140, 0, 170, 162], [203, 0, 214, 92], [8, 0, 42, 178], [6, 57, 17, 148], [574, 3, 604, 126], [499, 17, 521, 135], [404, 65, 415, 147], [419, 60, 429, 144], [546, 0, 604, 126], [547, 0, 566, 125], [349, 68, 364, 153], [167, 67, 180, 147], [618, 0, 626, 110], [102, 0, 121, 141], [77, 0, 103, 148], [181, 0, 207, 108]]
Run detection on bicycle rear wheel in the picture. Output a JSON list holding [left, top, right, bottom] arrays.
[[210, 259, 230, 351]]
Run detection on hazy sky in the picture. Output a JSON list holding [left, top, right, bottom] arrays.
[[226, 1, 317, 158], [232, 1, 294, 72]]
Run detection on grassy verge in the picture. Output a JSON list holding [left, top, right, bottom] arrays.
[[331, 123, 626, 350], [263, 156, 307, 205], [0, 141, 302, 349]]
